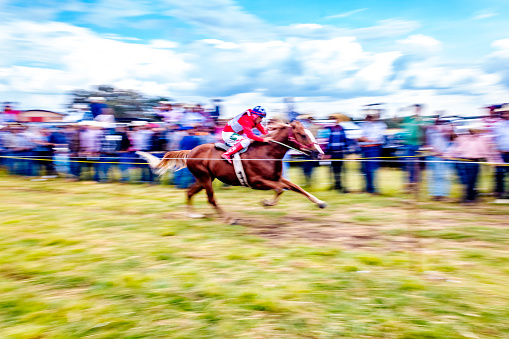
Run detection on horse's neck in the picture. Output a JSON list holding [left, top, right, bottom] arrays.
[[264, 128, 291, 159]]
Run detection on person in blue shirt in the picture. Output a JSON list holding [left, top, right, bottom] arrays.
[[325, 116, 349, 192], [89, 97, 108, 119], [174, 127, 202, 188]]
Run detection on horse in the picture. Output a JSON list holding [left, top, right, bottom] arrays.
[[137, 121, 327, 221]]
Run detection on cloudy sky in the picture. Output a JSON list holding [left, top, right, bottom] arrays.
[[1, 0, 509, 118]]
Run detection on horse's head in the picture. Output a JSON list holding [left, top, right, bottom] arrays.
[[287, 121, 324, 160]]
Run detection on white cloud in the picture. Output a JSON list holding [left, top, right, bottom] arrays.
[[279, 19, 419, 41], [80, 0, 151, 27], [161, 0, 275, 41], [149, 39, 180, 49], [201, 39, 238, 49], [1, 1, 508, 116], [473, 9, 498, 20], [0, 20, 192, 102], [484, 39, 509, 87], [324, 8, 367, 19], [397, 34, 442, 55], [491, 39, 509, 55]]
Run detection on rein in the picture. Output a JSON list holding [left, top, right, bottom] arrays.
[[269, 139, 309, 155], [268, 126, 314, 155]]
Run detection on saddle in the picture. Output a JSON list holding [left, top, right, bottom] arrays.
[[214, 143, 250, 188], [214, 143, 248, 153]]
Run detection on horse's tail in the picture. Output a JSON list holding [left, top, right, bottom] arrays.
[[136, 150, 191, 176]]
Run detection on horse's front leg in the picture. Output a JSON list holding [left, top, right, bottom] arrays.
[[280, 178, 328, 208], [262, 190, 284, 207], [250, 179, 286, 207]]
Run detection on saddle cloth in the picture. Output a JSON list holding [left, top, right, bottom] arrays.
[[214, 143, 250, 188]]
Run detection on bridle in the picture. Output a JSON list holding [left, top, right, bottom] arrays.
[[268, 125, 317, 155], [287, 126, 319, 150]]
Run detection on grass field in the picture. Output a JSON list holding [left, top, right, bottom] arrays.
[[1, 165, 509, 338]]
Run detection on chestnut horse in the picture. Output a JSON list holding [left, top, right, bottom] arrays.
[[138, 121, 327, 220]]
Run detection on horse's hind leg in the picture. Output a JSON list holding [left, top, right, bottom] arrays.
[[200, 177, 227, 219], [280, 178, 327, 208], [187, 181, 204, 218]]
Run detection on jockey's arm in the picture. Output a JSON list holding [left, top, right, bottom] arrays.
[[236, 114, 265, 142], [243, 127, 265, 142], [256, 123, 268, 135]]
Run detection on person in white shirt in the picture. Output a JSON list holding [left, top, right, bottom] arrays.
[[425, 119, 454, 200], [358, 114, 387, 194], [94, 107, 116, 129], [494, 105, 509, 198]]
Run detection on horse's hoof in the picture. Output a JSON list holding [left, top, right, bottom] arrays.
[[227, 218, 239, 225], [188, 213, 205, 219], [317, 201, 328, 209], [261, 199, 274, 207]]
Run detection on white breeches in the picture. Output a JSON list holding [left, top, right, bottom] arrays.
[[222, 131, 251, 148]]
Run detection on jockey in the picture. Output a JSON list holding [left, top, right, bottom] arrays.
[[221, 106, 272, 164]]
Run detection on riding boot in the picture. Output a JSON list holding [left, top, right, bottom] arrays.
[[221, 143, 244, 164]]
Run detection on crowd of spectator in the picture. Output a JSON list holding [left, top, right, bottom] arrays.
[[0, 98, 221, 187], [1, 100, 508, 205], [319, 103, 509, 204]]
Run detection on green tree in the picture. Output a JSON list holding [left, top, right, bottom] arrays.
[[68, 85, 171, 121]]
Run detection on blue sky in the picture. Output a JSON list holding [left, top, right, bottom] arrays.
[[1, 0, 508, 117]]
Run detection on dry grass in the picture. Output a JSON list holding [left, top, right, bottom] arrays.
[[0, 166, 508, 338]]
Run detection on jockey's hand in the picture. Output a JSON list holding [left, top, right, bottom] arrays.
[[263, 137, 274, 143]]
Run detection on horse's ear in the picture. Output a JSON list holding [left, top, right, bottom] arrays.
[[268, 120, 286, 130], [290, 120, 302, 129]]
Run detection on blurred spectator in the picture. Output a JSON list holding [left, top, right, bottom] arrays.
[[21, 126, 38, 177], [94, 107, 116, 129], [494, 104, 509, 199], [402, 104, 427, 189], [180, 104, 207, 127], [325, 114, 349, 193], [79, 121, 102, 181], [210, 99, 222, 123], [50, 126, 70, 177], [2, 104, 20, 123], [168, 103, 185, 125], [149, 125, 167, 152], [154, 101, 174, 123], [131, 124, 155, 183], [358, 114, 387, 194], [174, 127, 201, 188], [66, 124, 82, 180], [425, 118, 454, 201], [5, 124, 34, 176], [0, 125, 8, 168], [33, 128, 57, 178], [480, 105, 504, 196], [89, 97, 108, 119], [99, 125, 120, 183], [284, 97, 299, 122], [482, 105, 503, 135], [196, 104, 215, 127], [445, 122, 502, 204], [116, 126, 132, 182], [166, 124, 187, 151]]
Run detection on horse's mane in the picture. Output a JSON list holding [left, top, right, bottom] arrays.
[[267, 120, 290, 137]]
